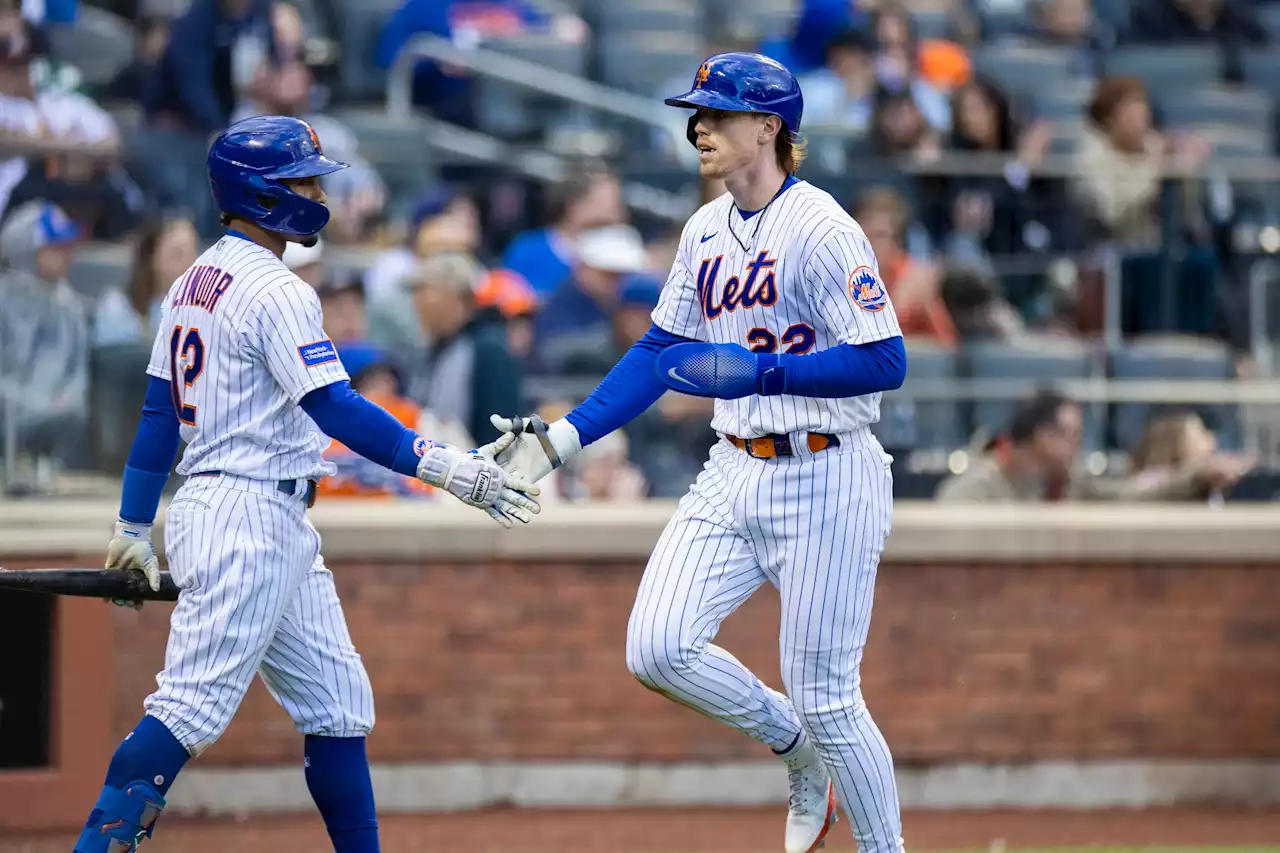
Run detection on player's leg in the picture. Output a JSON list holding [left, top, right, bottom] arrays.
[[258, 550, 378, 853], [625, 443, 803, 752], [75, 486, 315, 853], [774, 441, 903, 853]]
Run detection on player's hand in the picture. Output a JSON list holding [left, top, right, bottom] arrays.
[[416, 437, 541, 527], [488, 414, 582, 483], [105, 520, 161, 610], [656, 342, 786, 399]]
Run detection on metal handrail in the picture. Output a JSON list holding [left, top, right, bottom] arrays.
[[385, 33, 699, 170]]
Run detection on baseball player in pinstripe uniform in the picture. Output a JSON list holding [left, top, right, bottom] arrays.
[[491, 54, 908, 853], [73, 116, 540, 853]]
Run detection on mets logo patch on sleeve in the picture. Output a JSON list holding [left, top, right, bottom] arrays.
[[848, 266, 888, 312], [298, 340, 339, 367]]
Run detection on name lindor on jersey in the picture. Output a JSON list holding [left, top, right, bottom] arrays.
[[171, 264, 236, 313]]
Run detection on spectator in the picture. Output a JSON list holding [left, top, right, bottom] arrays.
[[870, 6, 960, 129], [473, 266, 538, 360], [544, 429, 648, 503], [942, 77, 1055, 261], [1127, 407, 1253, 502], [363, 186, 483, 351], [135, 0, 274, 235], [871, 88, 943, 159], [314, 274, 386, 381], [374, 0, 586, 128], [938, 264, 1027, 342], [0, 199, 89, 472], [1026, 0, 1111, 75], [1070, 76, 1216, 336], [528, 224, 649, 376], [500, 164, 625, 299], [1126, 0, 1268, 82], [233, 3, 387, 244], [935, 389, 1245, 501], [93, 214, 198, 345], [102, 15, 171, 101], [404, 251, 521, 446], [759, 0, 866, 75], [798, 28, 880, 139], [317, 362, 437, 500], [853, 186, 957, 346]]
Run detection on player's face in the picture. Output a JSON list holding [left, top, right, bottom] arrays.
[[691, 109, 772, 179], [283, 176, 327, 207]]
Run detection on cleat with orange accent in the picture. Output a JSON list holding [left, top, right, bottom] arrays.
[[783, 737, 838, 853]]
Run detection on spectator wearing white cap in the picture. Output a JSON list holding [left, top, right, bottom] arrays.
[[281, 234, 325, 286], [528, 223, 649, 377], [402, 251, 522, 447]]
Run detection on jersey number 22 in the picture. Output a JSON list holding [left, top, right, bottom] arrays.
[[169, 325, 205, 425]]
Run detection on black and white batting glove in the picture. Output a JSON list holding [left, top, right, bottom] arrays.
[[488, 414, 582, 484], [416, 437, 541, 527], [105, 520, 162, 610]]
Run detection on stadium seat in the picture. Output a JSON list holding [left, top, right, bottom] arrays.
[[1103, 46, 1224, 93], [68, 246, 130, 300], [46, 6, 135, 89], [1241, 49, 1280, 97], [327, 109, 439, 208], [973, 45, 1076, 100], [912, 10, 953, 39], [1031, 84, 1092, 121], [873, 341, 966, 451], [964, 338, 1105, 451], [1156, 87, 1274, 138], [594, 0, 704, 35], [600, 32, 705, 94], [335, 0, 401, 102], [88, 343, 152, 475], [1108, 335, 1239, 452]]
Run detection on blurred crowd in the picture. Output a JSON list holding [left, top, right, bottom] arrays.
[[2, 0, 1277, 504]]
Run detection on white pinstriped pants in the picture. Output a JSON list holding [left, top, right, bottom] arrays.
[[145, 474, 374, 757], [626, 431, 903, 853]]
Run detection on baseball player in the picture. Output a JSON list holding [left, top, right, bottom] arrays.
[[73, 115, 540, 853], [491, 54, 908, 853]]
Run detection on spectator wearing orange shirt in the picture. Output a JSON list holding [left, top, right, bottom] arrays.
[[853, 186, 957, 346]]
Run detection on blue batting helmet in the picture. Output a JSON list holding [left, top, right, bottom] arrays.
[[207, 115, 348, 238], [664, 52, 804, 148]]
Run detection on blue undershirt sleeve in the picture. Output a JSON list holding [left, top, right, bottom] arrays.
[[300, 381, 425, 477], [764, 336, 907, 398], [118, 377, 183, 524], [565, 324, 694, 446]]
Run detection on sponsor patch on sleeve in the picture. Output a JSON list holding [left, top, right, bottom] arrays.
[[298, 339, 339, 367], [847, 265, 888, 312]]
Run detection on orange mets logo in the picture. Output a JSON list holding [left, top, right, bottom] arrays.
[[848, 265, 887, 312], [306, 123, 322, 152], [694, 62, 711, 88]]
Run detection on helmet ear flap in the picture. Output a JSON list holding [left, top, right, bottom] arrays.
[[686, 113, 698, 148]]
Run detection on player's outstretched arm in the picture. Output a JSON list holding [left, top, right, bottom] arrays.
[[299, 380, 539, 527], [489, 324, 696, 482], [655, 336, 907, 400], [106, 376, 183, 606]]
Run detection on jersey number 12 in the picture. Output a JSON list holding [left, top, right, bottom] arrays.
[[169, 325, 205, 425]]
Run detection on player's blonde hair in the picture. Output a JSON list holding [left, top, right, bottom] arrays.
[[776, 131, 807, 174]]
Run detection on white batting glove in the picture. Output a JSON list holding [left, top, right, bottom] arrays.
[[105, 520, 162, 610], [416, 435, 541, 528], [489, 414, 582, 484]]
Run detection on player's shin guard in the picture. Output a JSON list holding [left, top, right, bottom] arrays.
[[304, 735, 380, 853], [72, 782, 165, 853]]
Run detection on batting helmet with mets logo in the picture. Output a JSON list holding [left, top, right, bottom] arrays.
[[664, 52, 804, 148], [207, 115, 348, 238]]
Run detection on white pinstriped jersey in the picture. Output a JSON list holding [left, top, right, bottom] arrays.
[[651, 180, 902, 437], [145, 232, 347, 481]]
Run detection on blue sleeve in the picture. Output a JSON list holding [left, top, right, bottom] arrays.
[[565, 324, 693, 446], [300, 380, 424, 477], [375, 0, 446, 68], [118, 377, 182, 525], [764, 337, 907, 398], [165, 12, 225, 131]]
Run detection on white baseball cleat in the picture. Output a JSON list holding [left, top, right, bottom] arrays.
[[783, 738, 838, 853]]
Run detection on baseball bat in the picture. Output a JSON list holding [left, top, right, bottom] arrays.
[[0, 568, 180, 602]]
